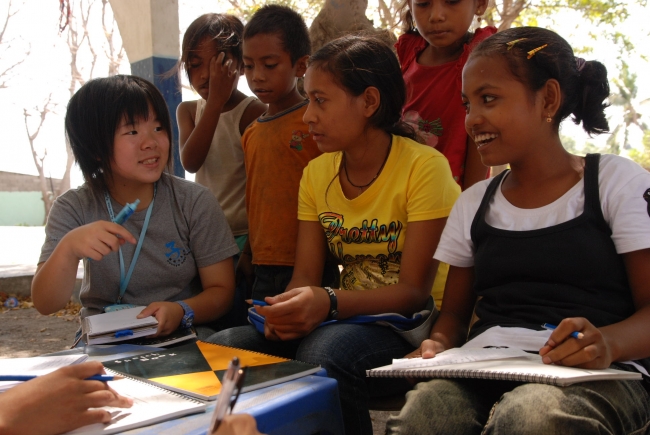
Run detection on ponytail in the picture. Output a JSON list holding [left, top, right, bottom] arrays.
[[571, 60, 610, 136]]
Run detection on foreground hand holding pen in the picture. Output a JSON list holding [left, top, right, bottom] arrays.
[[0, 361, 133, 435], [210, 357, 247, 432], [538, 318, 615, 369], [211, 414, 264, 435]]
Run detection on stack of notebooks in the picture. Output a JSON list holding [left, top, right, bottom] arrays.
[[81, 307, 159, 345], [81, 307, 197, 347]]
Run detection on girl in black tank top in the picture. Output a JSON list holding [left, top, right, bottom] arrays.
[[386, 27, 650, 435]]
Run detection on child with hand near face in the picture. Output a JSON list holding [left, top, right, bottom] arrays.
[[396, 0, 495, 189], [177, 13, 266, 326], [235, 5, 339, 301], [386, 27, 650, 435], [32, 75, 239, 342]]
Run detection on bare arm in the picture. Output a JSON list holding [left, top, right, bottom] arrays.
[[260, 218, 448, 340], [461, 136, 489, 190], [283, 220, 329, 292], [337, 218, 446, 317], [138, 257, 236, 336], [540, 248, 650, 368], [608, 248, 650, 361], [189, 258, 236, 323], [179, 53, 238, 173], [31, 222, 136, 314], [412, 265, 477, 358]]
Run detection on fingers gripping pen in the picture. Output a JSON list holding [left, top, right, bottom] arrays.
[[113, 199, 140, 225]]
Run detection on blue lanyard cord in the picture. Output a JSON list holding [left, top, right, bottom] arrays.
[[104, 183, 157, 303]]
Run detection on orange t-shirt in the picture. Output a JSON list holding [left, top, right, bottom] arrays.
[[242, 100, 322, 266]]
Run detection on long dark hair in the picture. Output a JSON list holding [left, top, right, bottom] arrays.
[[65, 75, 173, 195], [470, 27, 610, 136], [309, 35, 418, 206], [309, 35, 417, 140]]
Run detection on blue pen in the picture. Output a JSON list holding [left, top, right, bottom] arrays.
[[251, 299, 268, 306], [541, 323, 584, 339], [113, 199, 140, 225], [0, 374, 124, 382], [114, 329, 134, 338]]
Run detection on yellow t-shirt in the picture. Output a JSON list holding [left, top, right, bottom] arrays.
[[298, 135, 460, 308]]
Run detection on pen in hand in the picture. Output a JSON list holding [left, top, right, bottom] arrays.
[[210, 357, 242, 432], [542, 323, 584, 340], [113, 199, 140, 225]]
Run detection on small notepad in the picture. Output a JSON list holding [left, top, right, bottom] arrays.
[[82, 306, 158, 345]]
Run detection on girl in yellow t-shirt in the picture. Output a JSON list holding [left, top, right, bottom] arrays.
[[207, 35, 460, 435]]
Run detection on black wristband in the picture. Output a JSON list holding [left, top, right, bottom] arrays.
[[323, 287, 338, 320]]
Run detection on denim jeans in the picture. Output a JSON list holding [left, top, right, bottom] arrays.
[[206, 323, 414, 435], [386, 367, 650, 435], [251, 261, 340, 300]]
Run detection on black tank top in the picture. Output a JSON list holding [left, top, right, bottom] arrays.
[[469, 154, 635, 339]]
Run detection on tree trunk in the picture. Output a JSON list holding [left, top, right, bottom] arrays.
[[23, 98, 55, 222], [309, 0, 395, 53]]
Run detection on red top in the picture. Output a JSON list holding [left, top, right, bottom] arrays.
[[396, 27, 497, 187]]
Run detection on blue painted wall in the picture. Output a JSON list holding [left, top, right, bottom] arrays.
[[0, 192, 45, 226], [131, 56, 184, 178]]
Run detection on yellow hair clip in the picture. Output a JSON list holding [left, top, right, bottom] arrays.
[[527, 44, 548, 59], [506, 38, 527, 50]]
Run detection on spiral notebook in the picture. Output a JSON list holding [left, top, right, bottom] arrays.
[[65, 369, 206, 434], [102, 341, 321, 400], [367, 348, 643, 386]]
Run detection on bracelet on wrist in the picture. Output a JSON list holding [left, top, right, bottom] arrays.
[[323, 286, 338, 321]]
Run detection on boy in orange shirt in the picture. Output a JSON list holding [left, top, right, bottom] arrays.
[[238, 5, 338, 300]]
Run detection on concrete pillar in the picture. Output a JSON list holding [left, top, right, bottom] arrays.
[[109, 0, 184, 178]]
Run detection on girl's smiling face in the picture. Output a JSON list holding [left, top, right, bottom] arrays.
[[111, 106, 169, 189], [302, 66, 370, 153], [462, 55, 547, 167]]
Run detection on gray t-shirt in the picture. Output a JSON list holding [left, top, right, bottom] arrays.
[[39, 173, 239, 319]]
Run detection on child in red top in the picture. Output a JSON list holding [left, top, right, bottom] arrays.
[[396, 0, 495, 189]]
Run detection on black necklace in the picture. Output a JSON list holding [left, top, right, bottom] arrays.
[[342, 143, 392, 193]]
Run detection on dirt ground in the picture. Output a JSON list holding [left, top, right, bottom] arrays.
[[0, 303, 80, 359]]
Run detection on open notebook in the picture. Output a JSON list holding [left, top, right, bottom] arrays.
[[102, 341, 321, 401], [367, 348, 643, 387], [65, 370, 206, 434]]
